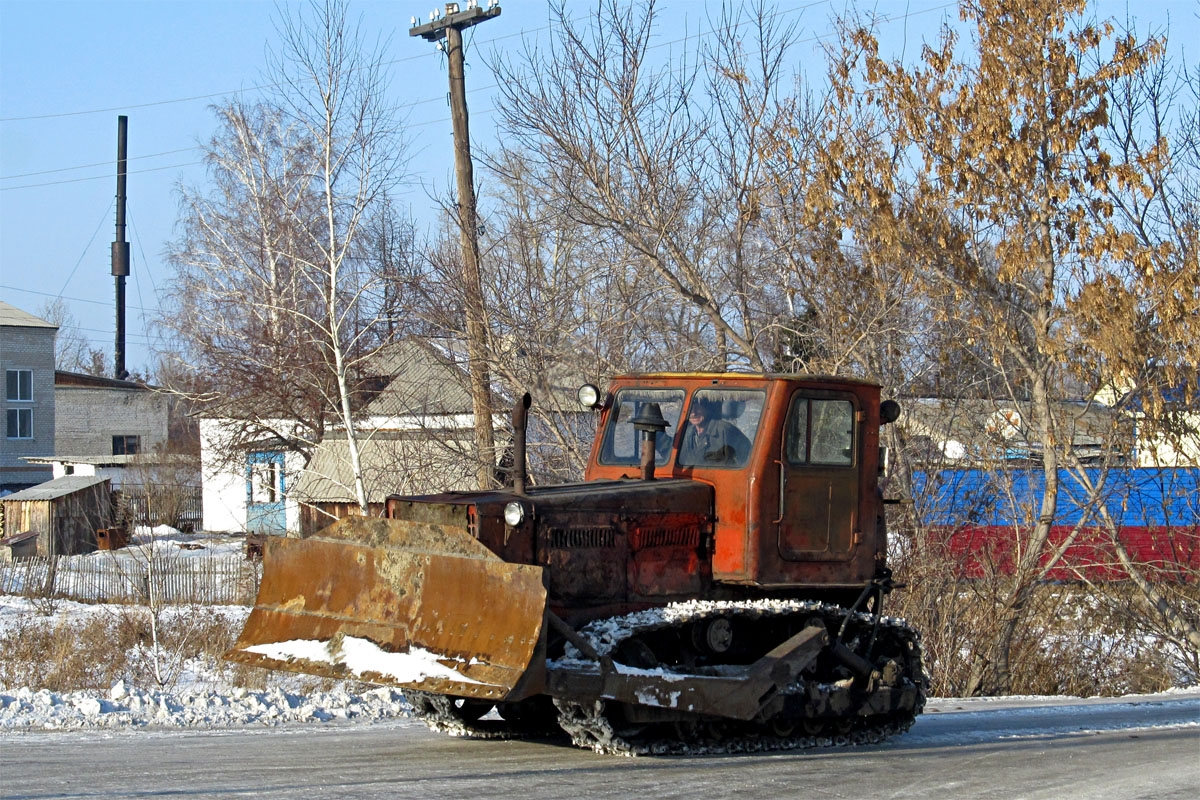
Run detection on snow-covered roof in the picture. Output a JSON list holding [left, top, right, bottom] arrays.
[[55, 370, 154, 391], [23, 454, 196, 468], [900, 397, 1117, 457]]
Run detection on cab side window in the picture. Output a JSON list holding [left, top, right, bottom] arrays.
[[785, 397, 854, 466]]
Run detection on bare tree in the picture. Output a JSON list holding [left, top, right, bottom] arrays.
[[492, 0, 816, 370], [163, 0, 409, 513], [38, 298, 111, 376]]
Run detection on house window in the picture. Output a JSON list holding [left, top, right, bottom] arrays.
[[113, 435, 141, 455], [6, 408, 32, 439], [6, 369, 32, 402]]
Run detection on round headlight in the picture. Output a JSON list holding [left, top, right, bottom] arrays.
[[577, 383, 601, 409], [503, 501, 526, 527]]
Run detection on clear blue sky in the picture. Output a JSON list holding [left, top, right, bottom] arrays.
[[1, 0, 1192, 375]]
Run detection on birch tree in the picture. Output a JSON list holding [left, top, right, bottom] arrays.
[[164, 0, 407, 513]]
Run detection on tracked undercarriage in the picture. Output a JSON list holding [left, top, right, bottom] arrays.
[[405, 600, 926, 755]]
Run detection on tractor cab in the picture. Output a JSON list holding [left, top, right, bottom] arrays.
[[584, 373, 890, 590]]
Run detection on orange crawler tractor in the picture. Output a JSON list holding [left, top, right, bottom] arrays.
[[228, 373, 926, 754]]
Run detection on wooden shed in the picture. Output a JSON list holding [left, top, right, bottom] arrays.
[[0, 531, 38, 561], [1, 476, 113, 556]]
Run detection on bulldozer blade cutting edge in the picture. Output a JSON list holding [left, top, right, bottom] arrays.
[[225, 517, 547, 703]]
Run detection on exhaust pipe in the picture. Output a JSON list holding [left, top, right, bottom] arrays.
[[631, 402, 668, 481], [511, 393, 531, 494]]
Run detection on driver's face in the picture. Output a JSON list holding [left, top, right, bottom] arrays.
[[689, 406, 707, 425]]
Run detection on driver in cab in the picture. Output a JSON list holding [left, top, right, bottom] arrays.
[[679, 398, 748, 466]]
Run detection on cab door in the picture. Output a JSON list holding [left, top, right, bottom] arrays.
[[777, 392, 859, 561]]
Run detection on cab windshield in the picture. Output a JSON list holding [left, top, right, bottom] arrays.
[[598, 388, 685, 466]]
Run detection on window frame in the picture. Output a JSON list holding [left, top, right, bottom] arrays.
[[676, 387, 767, 470], [783, 393, 858, 468], [250, 460, 282, 503], [6, 369, 32, 402], [112, 435, 141, 456], [6, 407, 33, 439], [597, 387, 687, 467]]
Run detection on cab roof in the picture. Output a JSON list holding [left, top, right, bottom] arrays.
[[611, 371, 881, 388]]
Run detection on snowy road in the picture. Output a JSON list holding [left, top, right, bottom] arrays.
[[1, 692, 1196, 800]]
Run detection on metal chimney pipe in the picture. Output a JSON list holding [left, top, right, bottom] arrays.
[[111, 115, 130, 380], [511, 392, 532, 494], [631, 402, 669, 481]]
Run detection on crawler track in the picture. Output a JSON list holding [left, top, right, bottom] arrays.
[[551, 599, 926, 755], [405, 691, 561, 740]]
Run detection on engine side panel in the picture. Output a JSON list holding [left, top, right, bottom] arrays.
[[392, 479, 714, 623]]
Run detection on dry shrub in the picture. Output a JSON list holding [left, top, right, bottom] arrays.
[[0, 606, 242, 693], [890, 549, 1182, 697], [0, 604, 361, 694], [0, 615, 131, 692]]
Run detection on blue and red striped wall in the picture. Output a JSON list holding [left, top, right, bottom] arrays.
[[910, 468, 1199, 580]]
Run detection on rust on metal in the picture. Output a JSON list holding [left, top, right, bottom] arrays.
[[226, 517, 547, 701]]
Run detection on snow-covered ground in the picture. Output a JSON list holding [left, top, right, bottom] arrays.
[[2, 534, 1197, 735], [0, 593, 414, 731]]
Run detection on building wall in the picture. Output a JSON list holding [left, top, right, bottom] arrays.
[[1136, 411, 1200, 468], [199, 418, 303, 533], [200, 418, 246, 533], [1, 324, 55, 488], [54, 386, 169, 457]]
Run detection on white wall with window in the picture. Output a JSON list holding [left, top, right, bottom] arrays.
[[199, 418, 304, 533]]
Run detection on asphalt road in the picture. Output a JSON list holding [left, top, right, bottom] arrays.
[[2, 693, 1197, 800]]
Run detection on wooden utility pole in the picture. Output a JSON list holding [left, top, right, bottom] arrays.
[[411, 2, 501, 489]]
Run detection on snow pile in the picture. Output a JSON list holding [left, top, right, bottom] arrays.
[[0, 682, 413, 731]]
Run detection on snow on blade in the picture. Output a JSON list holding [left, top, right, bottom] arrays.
[[244, 637, 493, 686]]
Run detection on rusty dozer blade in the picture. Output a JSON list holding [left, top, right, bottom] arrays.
[[226, 517, 547, 703]]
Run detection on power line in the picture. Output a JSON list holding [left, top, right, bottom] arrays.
[[0, 147, 198, 180], [0, 161, 203, 192], [58, 201, 114, 298], [0, 11, 568, 123], [0, 1, 837, 124], [66, 324, 157, 343], [0, 284, 159, 313], [127, 208, 158, 342], [0, 1, 952, 192]]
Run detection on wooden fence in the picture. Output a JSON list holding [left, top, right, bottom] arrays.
[[117, 485, 204, 532], [0, 554, 261, 605]]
